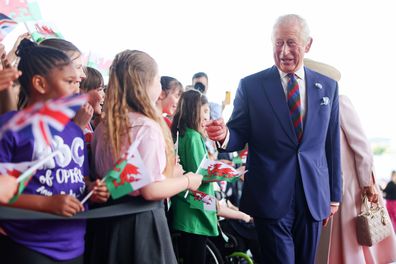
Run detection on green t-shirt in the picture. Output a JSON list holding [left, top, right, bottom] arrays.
[[171, 128, 218, 236]]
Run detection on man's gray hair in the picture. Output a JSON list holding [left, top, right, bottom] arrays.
[[272, 14, 311, 44]]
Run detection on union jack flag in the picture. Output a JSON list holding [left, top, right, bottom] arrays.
[[0, 94, 87, 147], [0, 13, 17, 41]]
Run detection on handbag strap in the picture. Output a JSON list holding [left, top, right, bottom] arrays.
[[360, 194, 384, 215]]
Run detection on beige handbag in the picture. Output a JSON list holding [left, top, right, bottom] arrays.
[[356, 195, 393, 246]]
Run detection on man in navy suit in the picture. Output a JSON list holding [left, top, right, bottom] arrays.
[[206, 14, 342, 263]]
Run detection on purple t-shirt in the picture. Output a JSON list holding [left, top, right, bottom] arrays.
[[0, 111, 88, 261]]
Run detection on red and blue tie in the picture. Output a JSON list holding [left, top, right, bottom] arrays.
[[287, 73, 303, 142]]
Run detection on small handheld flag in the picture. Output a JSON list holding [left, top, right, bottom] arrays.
[[0, 0, 42, 22], [0, 161, 35, 203], [25, 21, 63, 42], [104, 141, 151, 200], [187, 190, 217, 212], [0, 94, 87, 147], [198, 159, 241, 183], [0, 13, 17, 41], [0, 151, 61, 203]]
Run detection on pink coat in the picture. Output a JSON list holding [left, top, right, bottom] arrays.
[[324, 95, 396, 263]]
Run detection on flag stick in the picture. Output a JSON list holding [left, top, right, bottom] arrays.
[[23, 21, 32, 35], [80, 176, 107, 205], [238, 169, 248, 176], [184, 154, 207, 198], [17, 150, 61, 183], [175, 131, 179, 157]]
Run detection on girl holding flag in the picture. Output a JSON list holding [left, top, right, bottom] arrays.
[[170, 89, 218, 264], [0, 39, 93, 263], [88, 50, 202, 264]]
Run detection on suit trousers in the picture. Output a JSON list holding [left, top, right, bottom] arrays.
[[254, 174, 322, 264]]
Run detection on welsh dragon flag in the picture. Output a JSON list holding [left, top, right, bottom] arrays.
[[197, 158, 241, 183], [25, 21, 63, 42], [187, 190, 217, 212], [0, 161, 35, 203], [104, 144, 151, 199]]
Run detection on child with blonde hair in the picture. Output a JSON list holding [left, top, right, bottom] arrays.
[[87, 50, 202, 263]]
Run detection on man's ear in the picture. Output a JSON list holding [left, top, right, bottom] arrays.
[[305, 37, 313, 53], [158, 90, 167, 100], [31, 75, 47, 94]]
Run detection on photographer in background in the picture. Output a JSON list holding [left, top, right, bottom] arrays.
[[192, 72, 222, 120]]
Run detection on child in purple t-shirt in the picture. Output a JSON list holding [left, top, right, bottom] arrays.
[[0, 39, 88, 263]]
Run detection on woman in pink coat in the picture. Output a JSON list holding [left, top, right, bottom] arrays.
[[328, 95, 396, 264], [304, 59, 396, 264]]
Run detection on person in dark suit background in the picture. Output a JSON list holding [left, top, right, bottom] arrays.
[[206, 14, 342, 263]]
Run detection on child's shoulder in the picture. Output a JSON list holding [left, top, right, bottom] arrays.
[[182, 128, 202, 140], [0, 111, 17, 126], [128, 112, 161, 130]]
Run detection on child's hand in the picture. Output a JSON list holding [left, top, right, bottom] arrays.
[[0, 175, 18, 203], [87, 90, 102, 107], [173, 162, 185, 178], [0, 43, 5, 59], [236, 166, 246, 181], [45, 194, 84, 217], [0, 68, 21, 91], [90, 179, 110, 203], [185, 172, 203, 191], [73, 103, 94, 129], [242, 213, 253, 223]]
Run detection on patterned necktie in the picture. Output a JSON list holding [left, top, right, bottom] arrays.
[[287, 73, 303, 142]]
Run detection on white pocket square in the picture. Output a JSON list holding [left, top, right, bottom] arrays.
[[321, 97, 330, 105], [315, 83, 323, 89]]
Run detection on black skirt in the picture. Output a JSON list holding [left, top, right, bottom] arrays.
[[85, 197, 177, 264]]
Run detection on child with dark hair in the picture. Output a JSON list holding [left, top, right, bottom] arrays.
[[78, 67, 107, 203], [39, 38, 86, 87], [0, 39, 96, 264], [156, 76, 183, 127], [38, 38, 94, 133], [170, 89, 218, 264], [79, 67, 105, 137]]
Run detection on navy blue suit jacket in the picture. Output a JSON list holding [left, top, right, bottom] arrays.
[[225, 66, 342, 221]]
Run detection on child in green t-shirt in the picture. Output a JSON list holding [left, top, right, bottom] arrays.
[[171, 89, 218, 264]]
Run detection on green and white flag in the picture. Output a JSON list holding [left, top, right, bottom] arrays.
[[104, 143, 151, 199], [197, 158, 241, 183], [25, 21, 63, 42], [0, 161, 35, 203], [187, 190, 217, 212]]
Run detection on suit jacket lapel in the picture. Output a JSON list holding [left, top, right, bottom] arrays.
[[302, 67, 321, 143], [262, 66, 297, 144]]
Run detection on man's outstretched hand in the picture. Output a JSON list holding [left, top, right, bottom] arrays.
[[206, 118, 228, 143]]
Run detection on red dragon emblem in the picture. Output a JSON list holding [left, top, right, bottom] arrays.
[[34, 24, 56, 35], [113, 163, 141, 187], [207, 163, 237, 178], [193, 190, 213, 205]]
